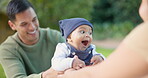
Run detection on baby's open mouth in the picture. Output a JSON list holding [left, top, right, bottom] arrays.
[[82, 40, 88, 46]]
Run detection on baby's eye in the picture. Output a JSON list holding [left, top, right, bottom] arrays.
[[80, 30, 85, 34], [88, 32, 92, 35]]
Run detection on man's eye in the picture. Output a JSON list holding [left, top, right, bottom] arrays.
[[80, 31, 85, 34], [32, 18, 36, 22], [20, 23, 28, 27]]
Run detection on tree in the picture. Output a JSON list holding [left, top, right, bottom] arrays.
[[0, 0, 96, 30], [91, 0, 113, 23], [0, 0, 10, 13], [30, 0, 96, 29], [91, 0, 142, 25]]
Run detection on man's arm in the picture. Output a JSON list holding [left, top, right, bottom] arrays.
[[0, 50, 42, 78]]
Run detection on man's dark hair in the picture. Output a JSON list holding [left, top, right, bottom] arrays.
[[6, 0, 34, 21]]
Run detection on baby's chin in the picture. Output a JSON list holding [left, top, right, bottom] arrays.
[[79, 46, 89, 51]]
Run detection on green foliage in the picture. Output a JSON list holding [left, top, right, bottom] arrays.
[[0, 0, 96, 30], [0, 0, 10, 13], [29, 0, 96, 30], [91, 0, 113, 23], [93, 21, 135, 40], [91, 0, 142, 25]]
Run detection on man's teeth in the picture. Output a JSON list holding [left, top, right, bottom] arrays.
[[28, 30, 36, 34]]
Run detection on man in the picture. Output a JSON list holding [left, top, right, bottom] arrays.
[[0, 0, 64, 78]]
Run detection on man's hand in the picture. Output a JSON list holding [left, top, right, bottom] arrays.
[[90, 55, 104, 65], [72, 55, 86, 70], [58, 68, 76, 78], [42, 68, 59, 78]]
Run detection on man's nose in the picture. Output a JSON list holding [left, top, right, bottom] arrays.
[[29, 23, 36, 30]]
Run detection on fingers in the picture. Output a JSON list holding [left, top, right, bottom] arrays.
[[57, 69, 76, 78], [78, 63, 85, 68], [72, 55, 86, 70], [78, 61, 85, 68], [75, 63, 85, 70], [90, 55, 104, 65], [90, 57, 95, 64], [74, 55, 78, 59], [75, 66, 81, 70], [42, 68, 59, 78], [90, 56, 97, 65], [92, 60, 99, 65], [58, 71, 64, 75]]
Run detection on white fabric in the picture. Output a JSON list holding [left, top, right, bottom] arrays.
[[51, 43, 105, 71]]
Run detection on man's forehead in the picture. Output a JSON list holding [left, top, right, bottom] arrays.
[[15, 8, 36, 23]]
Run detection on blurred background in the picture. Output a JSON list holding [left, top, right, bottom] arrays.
[[0, 0, 142, 77], [0, 0, 142, 43]]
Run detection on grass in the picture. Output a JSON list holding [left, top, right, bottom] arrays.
[[0, 64, 6, 78], [96, 47, 114, 58], [0, 47, 114, 77]]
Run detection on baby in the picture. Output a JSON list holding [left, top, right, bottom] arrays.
[[51, 18, 105, 71]]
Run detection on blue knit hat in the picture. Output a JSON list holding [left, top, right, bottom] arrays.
[[59, 18, 93, 40]]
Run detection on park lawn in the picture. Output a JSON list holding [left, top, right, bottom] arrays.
[[0, 64, 6, 78], [96, 47, 114, 57], [0, 47, 114, 78]]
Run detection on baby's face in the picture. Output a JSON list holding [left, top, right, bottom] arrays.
[[67, 25, 93, 51]]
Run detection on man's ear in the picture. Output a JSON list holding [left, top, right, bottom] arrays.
[[8, 20, 16, 31]]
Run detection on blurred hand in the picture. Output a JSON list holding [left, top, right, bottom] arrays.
[[58, 68, 76, 78], [42, 68, 59, 78], [90, 55, 104, 65], [72, 55, 86, 70]]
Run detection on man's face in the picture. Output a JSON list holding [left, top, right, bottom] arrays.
[[9, 7, 40, 45]]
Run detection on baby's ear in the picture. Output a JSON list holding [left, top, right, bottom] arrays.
[[67, 36, 72, 42]]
